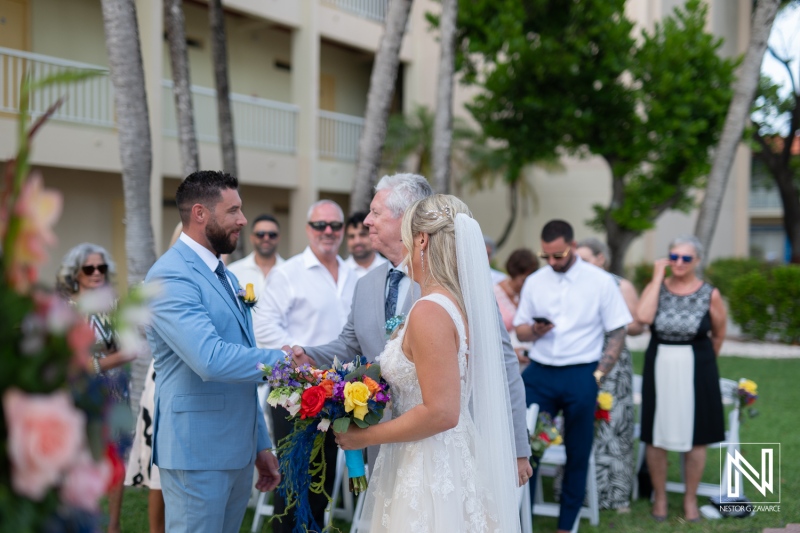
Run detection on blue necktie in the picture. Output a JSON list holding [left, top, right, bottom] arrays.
[[385, 269, 405, 321], [214, 261, 238, 306]]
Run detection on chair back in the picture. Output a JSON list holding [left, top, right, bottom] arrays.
[[526, 403, 540, 434]]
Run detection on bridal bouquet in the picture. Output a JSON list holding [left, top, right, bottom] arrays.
[[529, 412, 562, 468], [260, 355, 390, 532]]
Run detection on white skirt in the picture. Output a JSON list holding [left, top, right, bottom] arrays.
[[652, 344, 695, 452]]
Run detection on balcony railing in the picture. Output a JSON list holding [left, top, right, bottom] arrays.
[[318, 110, 364, 162], [0, 47, 114, 127], [322, 0, 388, 23], [750, 186, 783, 210], [161, 81, 299, 154]]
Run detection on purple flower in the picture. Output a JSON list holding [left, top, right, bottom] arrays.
[[332, 381, 345, 402], [375, 391, 390, 403]]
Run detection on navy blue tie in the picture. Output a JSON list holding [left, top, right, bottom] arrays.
[[214, 261, 238, 306], [385, 269, 405, 321]]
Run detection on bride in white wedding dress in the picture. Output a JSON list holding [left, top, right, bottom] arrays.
[[334, 195, 521, 533]]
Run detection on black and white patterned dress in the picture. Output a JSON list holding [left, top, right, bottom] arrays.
[[593, 274, 635, 509], [641, 283, 725, 451]]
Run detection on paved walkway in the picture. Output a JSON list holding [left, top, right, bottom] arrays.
[[627, 333, 800, 359]]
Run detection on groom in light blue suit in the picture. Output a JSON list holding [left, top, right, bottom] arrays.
[[146, 171, 284, 533]]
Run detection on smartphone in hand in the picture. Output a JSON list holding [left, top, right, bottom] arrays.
[[532, 317, 553, 326]]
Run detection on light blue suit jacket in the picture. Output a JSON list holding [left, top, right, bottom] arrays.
[[146, 240, 285, 471]]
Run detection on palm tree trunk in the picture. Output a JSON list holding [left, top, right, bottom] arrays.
[[165, 0, 199, 177], [100, 0, 158, 415], [694, 0, 780, 267], [351, 0, 414, 213], [432, 0, 458, 194], [209, 0, 237, 176], [495, 179, 518, 249]]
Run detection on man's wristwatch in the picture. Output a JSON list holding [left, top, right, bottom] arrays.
[[593, 369, 605, 387]]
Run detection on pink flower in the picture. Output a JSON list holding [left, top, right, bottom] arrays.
[[3, 388, 86, 500], [60, 451, 111, 511], [6, 172, 62, 293]]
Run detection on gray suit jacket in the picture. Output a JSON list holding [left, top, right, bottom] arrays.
[[305, 262, 531, 458]]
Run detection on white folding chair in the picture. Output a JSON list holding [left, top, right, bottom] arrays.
[[325, 448, 356, 526], [632, 376, 742, 500], [250, 384, 275, 532], [526, 403, 600, 533]]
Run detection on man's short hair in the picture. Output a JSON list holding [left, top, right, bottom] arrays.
[[252, 214, 280, 229], [175, 170, 238, 223], [374, 173, 433, 218], [347, 211, 368, 230], [541, 219, 574, 243], [306, 199, 344, 221]]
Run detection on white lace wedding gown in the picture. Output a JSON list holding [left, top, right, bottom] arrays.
[[361, 294, 504, 532]]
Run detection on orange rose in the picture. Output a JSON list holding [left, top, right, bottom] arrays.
[[362, 376, 380, 395], [319, 379, 335, 398]]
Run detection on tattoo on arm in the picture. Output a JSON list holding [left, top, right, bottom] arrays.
[[597, 326, 626, 374]]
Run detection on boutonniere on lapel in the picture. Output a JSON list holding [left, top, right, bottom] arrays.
[[238, 283, 258, 308], [385, 314, 405, 338]]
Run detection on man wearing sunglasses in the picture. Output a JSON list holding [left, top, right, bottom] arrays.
[[513, 219, 632, 533], [227, 214, 285, 299], [252, 199, 356, 532]]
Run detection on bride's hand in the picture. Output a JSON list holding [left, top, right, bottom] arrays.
[[334, 426, 370, 450]]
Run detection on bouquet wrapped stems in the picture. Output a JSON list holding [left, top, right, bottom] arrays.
[[344, 449, 367, 495]]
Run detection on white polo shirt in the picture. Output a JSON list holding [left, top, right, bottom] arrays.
[[512, 256, 631, 366]]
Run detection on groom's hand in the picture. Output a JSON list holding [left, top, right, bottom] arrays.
[[517, 457, 533, 487], [284, 345, 316, 367], [255, 449, 281, 492]]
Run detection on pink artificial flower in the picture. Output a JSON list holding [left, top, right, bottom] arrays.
[[3, 388, 86, 500], [60, 451, 111, 511], [6, 172, 62, 293]]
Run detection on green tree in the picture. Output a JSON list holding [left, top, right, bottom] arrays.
[[454, 0, 737, 273]]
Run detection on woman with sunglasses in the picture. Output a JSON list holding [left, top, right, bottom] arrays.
[[636, 235, 727, 523], [57, 242, 135, 533]]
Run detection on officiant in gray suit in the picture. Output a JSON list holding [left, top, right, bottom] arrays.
[[290, 173, 533, 485]]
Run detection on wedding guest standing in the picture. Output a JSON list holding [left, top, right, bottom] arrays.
[[57, 243, 134, 533], [227, 214, 285, 298], [514, 220, 631, 533], [344, 210, 387, 278], [576, 237, 645, 511], [252, 199, 356, 533], [637, 235, 726, 523], [493, 248, 538, 370]]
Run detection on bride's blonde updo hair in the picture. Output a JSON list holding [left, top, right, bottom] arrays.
[[401, 194, 472, 318]]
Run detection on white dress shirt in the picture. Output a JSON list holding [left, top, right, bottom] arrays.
[[252, 247, 357, 348], [512, 256, 631, 366], [344, 253, 388, 279], [227, 252, 285, 298], [179, 232, 241, 311]]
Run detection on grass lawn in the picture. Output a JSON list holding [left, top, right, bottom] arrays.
[[113, 353, 799, 532]]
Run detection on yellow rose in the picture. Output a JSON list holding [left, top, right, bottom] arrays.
[[597, 391, 614, 411], [739, 379, 757, 395], [244, 283, 256, 302], [344, 382, 370, 420], [552, 435, 563, 446]]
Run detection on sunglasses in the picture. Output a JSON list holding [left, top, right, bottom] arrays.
[[254, 231, 279, 240], [308, 221, 344, 232], [669, 253, 694, 263], [81, 264, 108, 275], [538, 248, 571, 260]]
